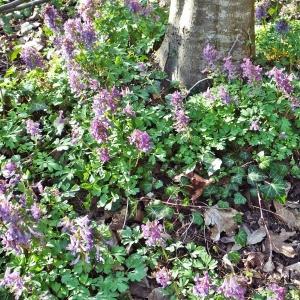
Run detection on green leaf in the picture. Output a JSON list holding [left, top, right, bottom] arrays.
[[234, 193, 247, 205], [228, 251, 241, 264], [259, 180, 287, 200], [192, 211, 203, 226], [235, 229, 247, 247], [247, 170, 265, 185], [127, 265, 147, 282]]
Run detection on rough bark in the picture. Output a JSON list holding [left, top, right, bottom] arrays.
[[156, 0, 255, 89]]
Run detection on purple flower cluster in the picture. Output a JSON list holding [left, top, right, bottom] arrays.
[[123, 103, 136, 117], [30, 203, 42, 220], [78, 0, 99, 22], [141, 220, 164, 246], [193, 272, 211, 297], [93, 88, 120, 116], [26, 119, 42, 139], [44, 4, 62, 32], [60, 216, 94, 263], [2, 162, 17, 179], [170, 91, 189, 132], [155, 267, 171, 288], [218, 275, 246, 300], [268, 67, 293, 95], [250, 120, 260, 131], [219, 86, 231, 104], [125, 0, 152, 16], [61, 37, 76, 60], [129, 129, 152, 152], [203, 43, 218, 68], [99, 148, 110, 163], [0, 268, 25, 299], [67, 62, 87, 94], [90, 117, 110, 143], [241, 58, 262, 84], [21, 46, 44, 70], [223, 56, 236, 79], [267, 283, 286, 300], [256, 1, 271, 21], [275, 19, 289, 34]]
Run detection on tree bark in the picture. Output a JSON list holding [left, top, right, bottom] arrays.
[[156, 0, 255, 89]]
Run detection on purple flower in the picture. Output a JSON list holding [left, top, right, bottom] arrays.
[[125, 0, 143, 13], [26, 119, 41, 139], [137, 62, 147, 72], [268, 67, 293, 95], [81, 21, 96, 48], [78, 0, 98, 22], [61, 37, 75, 60], [129, 129, 152, 152], [0, 268, 25, 299], [71, 123, 83, 145], [2, 224, 30, 254], [44, 4, 61, 32], [64, 18, 83, 43], [0, 180, 6, 195], [2, 162, 17, 179], [203, 87, 216, 102], [170, 91, 183, 107], [223, 56, 236, 79], [67, 62, 87, 94], [64, 216, 94, 263], [218, 275, 246, 300], [99, 148, 110, 163], [30, 203, 42, 220], [141, 220, 164, 246], [92, 88, 120, 116], [174, 109, 189, 132], [123, 104, 136, 117], [0, 198, 18, 223], [203, 43, 218, 67], [90, 117, 110, 143], [89, 79, 100, 91], [250, 120, 260, 131], [219, 86, 231, 104], [193, 272, 210, 297], [241, 58, 262, 84], [275, 19, 289, 34], [155, 267, 171, 288], [256, 1, 271, 21], [267, 283, 286, 300], [21, 46, 44, 70]]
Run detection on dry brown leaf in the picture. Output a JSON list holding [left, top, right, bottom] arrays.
[[274, 201, 300, 230], [269, 229, 297, 258], [247, 227, 266, 245], [204, 206, 239, 241], [244, 252, 265, 270], [188, 173, 213, 201], [263, 256, 275, 273]]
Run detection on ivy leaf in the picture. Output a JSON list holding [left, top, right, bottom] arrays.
[[234, 193, 247, 205], [259, 180, 287, 200], [247, 170, 265, 185], [207, 158, 222, 176], [192, 211, 204, 226], [234, 228, 247, 247]]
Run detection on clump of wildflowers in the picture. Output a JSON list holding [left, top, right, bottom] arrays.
[[44, 4, 62, 32], [2, 162, 17, 179], [123, 103, 136, 117], [93, 88, 120, 116], [99, 148, 110, 163], [21, 46, 44, 70], [275, 19, 289, 34], [90, 117, 110, 143], [78, 0, 100, 22], [267, 283, 286, 300], [170, 91, 189, 132], [223, 56, 237, 79], [241, 58, 262, 84], [268, 67, 293, 95], [155, 267, 172, 288], [141, 220, 164, 246], [129, 129, 152, 152], [193, 272, 211, 297], [218, 275, 246, 300], [219, 86, 231, 104], [60, 216, 94, 263], [0, 268, 25, 299], [203, 43, 218, 68], [30, 203, 42, 220], [26, 119, 42, 139], [255, 1, 271, 21], [250, 120, 260, 131], [67, 62, 87, 94]]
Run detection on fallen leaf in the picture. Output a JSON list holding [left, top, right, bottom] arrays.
[[188, 173, 213, 201], [269, 229, 297, 258], [263, 256, 275, 273], [244, 252, 265, 270], [247, 227, 266, 245], [148, 288, 169, 300], [274, 201, 300, 230], [204, 206, 239, 241]]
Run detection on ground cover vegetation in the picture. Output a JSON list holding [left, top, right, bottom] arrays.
[[0, 0, 299, 299]]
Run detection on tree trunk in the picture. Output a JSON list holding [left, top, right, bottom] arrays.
[[156, 0, 255, 89]]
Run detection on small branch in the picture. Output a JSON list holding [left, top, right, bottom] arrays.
[[228, 34, 241, 56], [184, 77, 210, 99], [0, 0, 27, 13], [0, 0, 48, 14], [122, 197, 129, 229]]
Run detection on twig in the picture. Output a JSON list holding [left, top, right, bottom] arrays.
[[0, 0, 27, 12], [0, 0, 48, 14], [122, 197, 130, 229], [257, 188, 273, 261], [182, 220, 193, 243], [184, 77, 210, 99], [228, 34, 241, 56]]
